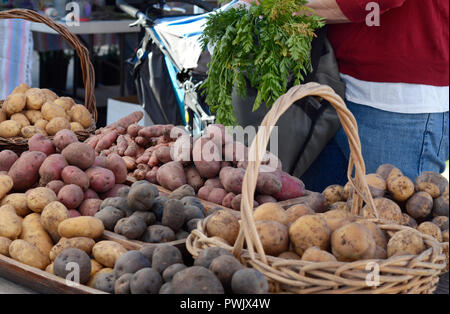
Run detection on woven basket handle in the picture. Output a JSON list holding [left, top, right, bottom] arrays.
[[232, 82, 378, 264], [0, 9, 97, 122]]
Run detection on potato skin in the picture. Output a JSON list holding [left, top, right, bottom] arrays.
[[85, 167, 116, 194], [414, 171, 448, 198], [156, 161, 187, 191], [58, 184, 84, 209], [25, 88, 46, 110], [362, 197, 403, 224], [57, 216, 105, 239], [209, 255, 243, 292], [8, 150, 47, 191], [20, 212, 53, 257], [0, 120, 21, 138], [253, 203, 289, 226], [53, 129, 78, 152], [92, 240, 127, 268], [1, 193, 31, 218], [161, 199, 185, 231], [28, 133, 55, 156], [387, 175, 415, 202], [38, 154, 68, 185], [106, 153, 128, 184], [0, 205, 22, 240], [69, 104, 92, 128], [114, 250, 151, 279], [0, 236, 12, 256], [41, 201, 69, 242], [206, 210, 240, 246], [192, 137, 221, 179], [387, 229, 425, 258], [3, 93, 26, 115], [41, 101, 68, 121], [231, 268, 268, 294], [417, 222, 443, 242], [331, 223, 376, 262], [61, 165, 89, 190], [172, 266, 224, 294], [322, 185, 345, 204], [79, 198, 102, 217], [95, 206, 125, 231], [8, 239, 50, 270], [62, 142, 96, 170], [0, 150, 18, 172], [406, 191, 433, 219], [130, 268, 163, 294], [288, 215, 331, 256], [255, 220, 290, 256], [0, 174, 13, 200], [21, 126, 47, 138], [301, 246, 337, 262], [49, 237, 95, 261], [26, 187, 58, 213]]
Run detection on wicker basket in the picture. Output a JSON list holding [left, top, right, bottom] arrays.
[[186, 82, 447, 294], [0, 9, 97, 154]]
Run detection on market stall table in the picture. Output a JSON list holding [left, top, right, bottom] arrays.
[[30, 19, 140, 97]]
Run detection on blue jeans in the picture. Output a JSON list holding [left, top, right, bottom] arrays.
[[301, 101, 449, 192]]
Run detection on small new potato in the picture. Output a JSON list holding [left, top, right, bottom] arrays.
[[286, 204, 315, 226], [62, 142, 96, 170], [414, 171, 448, 198], [0, 120, 21, 138], [322, 185, 345, 204], [87, 268, 114, 288], [321, 209, 354, 232], [20, 213, 53, 257], [21, 125, 47, 138], [69, 104, 92, 128], [0, 174, 13, 200], [255, 220, 289, 256], [25, 88, 46, 110], [301, 246, 337, 262], [356, 219, 388, 248], [46, 117, 70, 136], [0, 236, 12, 256], [92, 240, 127, 268], [206, 210, 240, 246], [432, 216, 449, 231], [24, 110, 43, 124], [11, 83, 30, 94], [40, 201, 69, 242], [362, 197, 403, 224], [331, 223, 376, 262], [26, 187, 57, 213], [387, 229, 425, 257], [0, 205, 22, 240], [387, 175, 415, 202], [3, 93, 26, 115], [58, 184, 84, 209], [54, 97, 75, 112], [49, 237, 95, 261], [406, 191, 433, 219], [140, 225, 176, 243], [57, 216, 105, 239], [366, 174, 387, 198], [288, 215, 331, 256], [41, 101, 68, 121], [193, 247, 232, 269], [34, 119, 48, 130], [8, 239, 50, 270], [10, 113, 30, 128], [253, 203, 289, 226], [417, 222, 443, 242], [41, 89, 58, 102], [70, 122, 84, 132]]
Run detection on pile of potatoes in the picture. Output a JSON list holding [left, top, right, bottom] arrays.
[[322, 164, 449, 246], [90, 244, 269, 294], [204, 200, 436, 264], [84, 116, 306, 208], [0, 83, 93, 138], [95, 182, 214, 243], [0, 128, 130, 217]]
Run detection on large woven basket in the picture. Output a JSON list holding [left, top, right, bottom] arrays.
[[0, 9, 97, 154], [187, 82, 447, 294]]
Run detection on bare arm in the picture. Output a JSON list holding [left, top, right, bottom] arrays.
[[304, 0, 350, 23]]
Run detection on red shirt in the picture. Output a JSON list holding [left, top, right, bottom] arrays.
[[328, 0, 449, 86]]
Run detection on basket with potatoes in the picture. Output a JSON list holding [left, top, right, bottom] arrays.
[[186, 82, 447, 294], [0, 9, 97, 153], [323, 166, 449, 274]]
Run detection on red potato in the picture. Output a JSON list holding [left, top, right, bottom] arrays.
[[184, 166, 204, 192], [272, 172, 306, 201], [148, 152, 159, 167], [53, 129, 78, 152], [127, 123, 141, 137], [93, 156, 107, 168], [85, 166, 116, 193], [28, 133, 55, 156], [133, 169, 146, 181], [208, 188, 227, 205], [204, 178, 223, 189], [256, 169, 282, 195], [62, 142, 95, 170], [220, 161, 232, 169], [198, 186, 212, 201], [8, 151, 47, 191], [231, 194, 258, 211], [192, 137, 221, 179], [170, 134, 192, 164], [106, 153, 127, 184], [58, 184, 84, 209], [155, 146, 172, 164], [38, 154, 68, 185], [46, 180, 65, 195], [124, 135, 139, 157], [205, 124, 232, 147], [223, 141, 247, 163], [84, 189, 99, 200], [138, 124, 165, 138], [156, 161, 186, 191], [85, 135, 101, 150], [108, 111, 144, 132], [145, 167, 159, 184], [134, 136, 150, 148], [68, 209, 81, 218], [100, 184, 128, 199], [61, 165, 90, 190], [95, 130, 118, 153], [122, 156, 136, 171], [219, 167, 245, 194], [255, 195, 277, 204], [116, 135, 128, 156], [0, 150, 18, 172], [222, 192, 236, 208], [79, 198, 102, 216], [136, 148, 152, 164]]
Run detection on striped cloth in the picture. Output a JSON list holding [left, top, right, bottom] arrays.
[[0, 18, 34, 99]]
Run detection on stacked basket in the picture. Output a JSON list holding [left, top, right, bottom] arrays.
[[0, 9, 97, 153], [187, 82, 447, 294]]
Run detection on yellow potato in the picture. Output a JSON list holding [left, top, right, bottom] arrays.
[[10, 113, 30, 128], [0, 120, 21, 138], [49, 237, 95, 261], [45, 263, 54, 274], [0, 236, 12, 256], [41, 89, 58, 102], [0, 205, 22, 240], [1, 193, 31, 217], [25, 88, 46, 110], [301, 246, 337, 262], [69, 104, 92, 128], [90, 259, 103, 277], [70, 122, 84, 132], [331, 222, 376, 262], [34, 119, 48, 130], [57, 216, 105, 239], [26, 187, 58, 213], [286, 204, 314, 225], [8, 239, 50, 270], [20, 213, 54, 257], [253, 203, 289, 226], [387, 229, 425, 258], [54, 97, 75, 112], [289, 215, 331, 256], [92, 241, 127, 268], [417, 222, 443, 242], [362, 197, 403, 224], [41, 201, 69, 243], [321, 209, 355, 233], [41, 101, 68, 121], [45, 117, 70, 135], [0, 174, 13, 200], [87, 268, 113, 288], [356, 219, 388, 249], [3, 93, 26, 115], [24, 110, 43, 124], [21, 125, 47, 138], [255, 220, 289, 256], [0, 109, 6, 122], [205, 210, 240, 246], [277, 251, 301, 260], [11, 83, 30, 94]]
